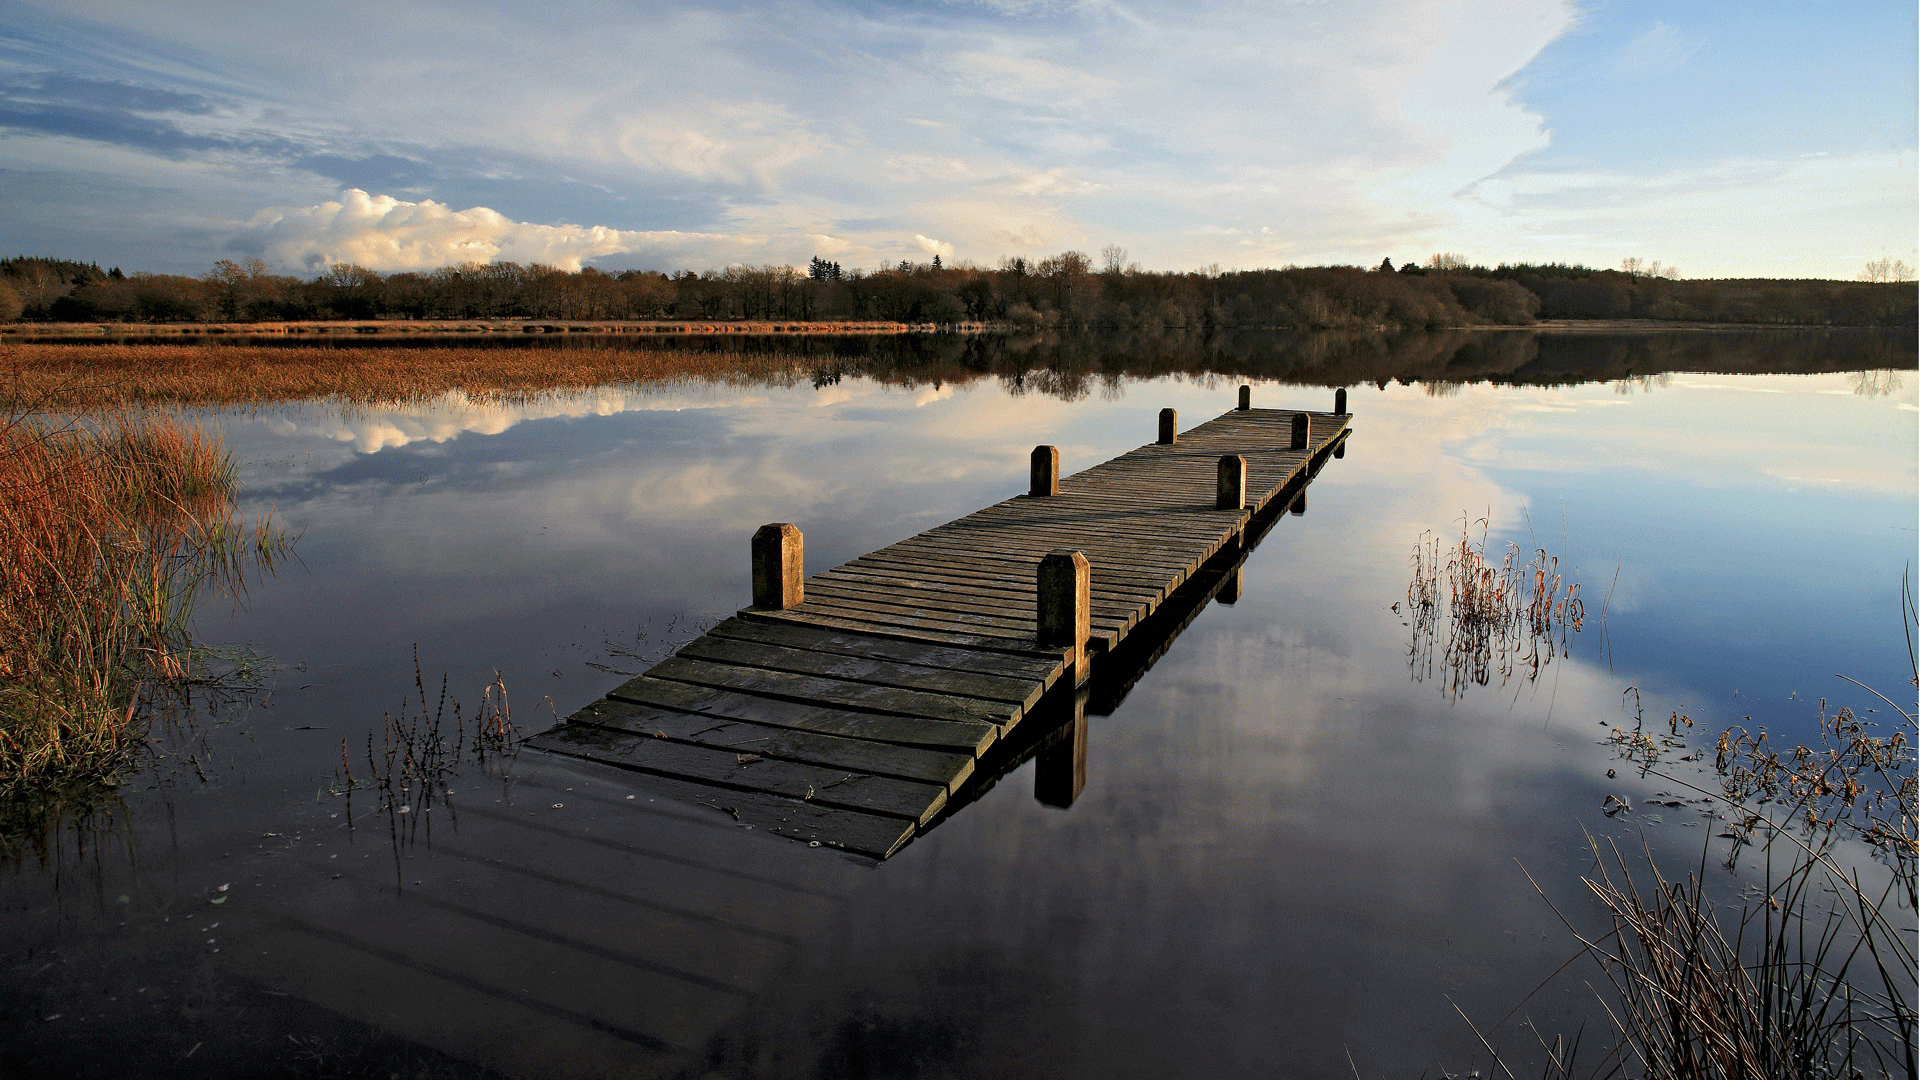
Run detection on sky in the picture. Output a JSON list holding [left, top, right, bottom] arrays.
[[0, 0, 1912, 280]]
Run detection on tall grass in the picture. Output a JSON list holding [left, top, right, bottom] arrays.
[[0, 400, 285, 792]]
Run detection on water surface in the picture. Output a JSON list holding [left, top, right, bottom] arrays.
[[3, 330, 1913, 1078]]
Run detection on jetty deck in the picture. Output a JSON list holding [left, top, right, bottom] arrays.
[[527, 390, 1351, 857]]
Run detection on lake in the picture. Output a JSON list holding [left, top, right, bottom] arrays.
[[3, 328, 1914, 1079]]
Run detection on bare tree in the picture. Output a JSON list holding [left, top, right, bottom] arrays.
[[1861, 257, 1915, 283], [1427, 252, 1470, 271], [1101, 245, 1128, 274], [1620, 257, 1681, 280]]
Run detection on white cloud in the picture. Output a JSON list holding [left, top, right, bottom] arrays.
[[240, 188, 750, 272], [913, 233, 955, 259]]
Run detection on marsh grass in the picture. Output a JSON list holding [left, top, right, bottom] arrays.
[[0, 342, 814, 409], [1404, 515, 1584, 699], [0, 395, 288, 794]]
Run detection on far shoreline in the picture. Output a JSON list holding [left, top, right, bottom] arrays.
[[1, 317, 1909, 340]]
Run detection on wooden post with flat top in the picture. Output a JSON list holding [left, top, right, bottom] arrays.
[[751, 523, 804, 609], [1158, 408, 1178, 445], [1290, 412, 1309, 450], [1217, 454, 1246, 510], [1237, 385, 1251, 411], [1334, 387, 1348, 414], [1030, 445, 1060, 497], [1037, 549, 1091, 674]]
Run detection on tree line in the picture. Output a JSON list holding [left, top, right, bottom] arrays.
[[3, 251, 1913, 329]]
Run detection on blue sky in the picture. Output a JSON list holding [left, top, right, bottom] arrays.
[[0, 0, 1912, 278]]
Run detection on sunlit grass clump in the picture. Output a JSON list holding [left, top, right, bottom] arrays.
[[0, 404, 284, 792]]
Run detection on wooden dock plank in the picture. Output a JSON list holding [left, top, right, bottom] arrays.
[[703, 617, 1062, 687], [563, 696, 977, 793], [674, 635, 1041, 707], [740, 607, 1066, 660], [607, 674, 998, 754], [521, 731, 918, 857], [645, 655, 1022, 728], [526, 721, 949, 825]]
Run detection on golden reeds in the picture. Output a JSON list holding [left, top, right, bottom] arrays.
[[0, 401, 284, 792], [0, 342, 813, 409]]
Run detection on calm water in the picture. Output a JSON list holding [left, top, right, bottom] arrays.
[[3, 330, 1914, 1078]]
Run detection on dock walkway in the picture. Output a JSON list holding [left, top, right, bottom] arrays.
[[528, 390, 1351, 857]]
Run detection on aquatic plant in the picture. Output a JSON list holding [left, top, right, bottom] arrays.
[[1403, 514, 1584, 700], [0, 397, 287, 793], [333, 648, 519, 886], [1481, 582, 1918, 1079]]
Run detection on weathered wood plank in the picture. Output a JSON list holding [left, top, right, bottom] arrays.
[[674, 634, 1042, 707], [525, 722, 948, 825], [803, 577, 1137, 637], [607, 674, 998, 754], [821, 562, 1163, 608], [646, 656, 1020, 728], [809, 581, 1144, 640], [740, 607, 1067, 660], [703, 617, 1062, 687], [524, 726, 918, 858], [564, 696, 977, 793]]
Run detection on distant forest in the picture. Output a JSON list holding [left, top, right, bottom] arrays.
[[2, 251, 1914, 330]]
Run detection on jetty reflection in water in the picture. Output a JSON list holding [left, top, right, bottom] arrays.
[[1, 329, 1913, 1078]]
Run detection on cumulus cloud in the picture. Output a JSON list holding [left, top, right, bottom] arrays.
[[913, 234, 955, 259], [240, 189, 744, 273]]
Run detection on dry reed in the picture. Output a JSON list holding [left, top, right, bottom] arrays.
[[332, 647, 517, 887], [1404, 515, 1584, 699], [0, 342, 814, 409], [0, 397, 285, 792], [1496, 585, 1919, 1080]]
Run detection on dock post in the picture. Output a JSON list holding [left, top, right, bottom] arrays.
[[1216, 454, 1247, 510], [1290, 412, 1309, 450], [1157, 408, 1178, 444], [1334, 438, 1345, 460], [1237, 385, 1251, 411], [1030, 445, 1060, 497], [751, 523, 804, 609], [1037, 549, 1091, 674], [1290, 491, 1307, 516], [1335, 387, 1347, 414]]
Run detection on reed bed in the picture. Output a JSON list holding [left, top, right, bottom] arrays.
[[0, 342, 815, 409], [1403, 515, 1584, 699], [0, 401, 284, 792]]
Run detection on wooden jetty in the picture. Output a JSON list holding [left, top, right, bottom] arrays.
[[527, 387, 1352, 858]]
